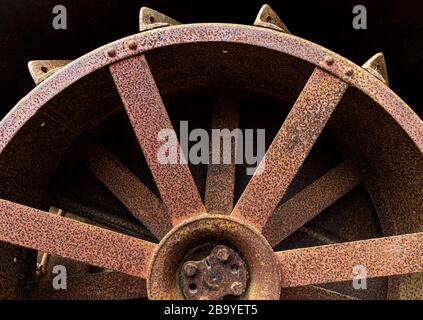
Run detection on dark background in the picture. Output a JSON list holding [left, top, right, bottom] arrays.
[[0, 0, 422, 118]]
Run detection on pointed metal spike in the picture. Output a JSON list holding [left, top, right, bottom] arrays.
[[139, 7, 180, 31], [362, 53, 389, 86], [254, 4, 290, 33], [28, 60, 71, 85]]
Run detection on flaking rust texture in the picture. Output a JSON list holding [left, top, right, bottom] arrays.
[[81, 144, 172, 239], [109, 55, 206, 226], [205, 98, 239, 214], [148, 216, 281, 300], [179, 245, 249, 300], [1, 25, 421, 155], [276, 232, 423, 287], [0, 199, 157, 279], [0, 7, 421, 299], [263, 158, 371, 246], [231, 68, 348, 231]]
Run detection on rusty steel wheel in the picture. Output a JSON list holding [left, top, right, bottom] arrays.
[[0, 6, 422, 300]]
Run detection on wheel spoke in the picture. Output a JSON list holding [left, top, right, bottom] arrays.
[[263, 159, 370, 246], [276, 232, 423, 287], [280, 285, 356, 300], [0, 199, 156, 278], [205, 98, 239, 214], [109, 55, 205, 225], [81, 145, 171, 239], [27, 272, 146, 300], [231, 68, 348, 231]]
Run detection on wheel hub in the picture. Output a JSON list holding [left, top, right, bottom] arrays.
[[180, 244, 249, 300], [147, 215, 281, 300], [0, 5, 421, 300]]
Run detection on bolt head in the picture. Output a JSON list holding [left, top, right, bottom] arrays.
[[35, 263, 47, 278], [106, 48, 116, 58], [324, 56, 334, 66], [345, 68, 354, 76], [215, 247, 230, 262], [183, 262, 198, 277], [230, 282, 244, 296], [127, 40, 137, 50]]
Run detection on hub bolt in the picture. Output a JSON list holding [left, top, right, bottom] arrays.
[[127, 40, 137, 50], [106, 48, 116, 57], [324, 56, 334, 66], [230, 282, 244, 296], [215, 247, 230, 262], [183, 262, 198, 277]]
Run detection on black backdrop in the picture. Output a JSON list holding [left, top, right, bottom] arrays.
[[0, 0, 422, 118]]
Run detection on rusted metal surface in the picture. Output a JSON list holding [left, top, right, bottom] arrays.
[[254, 4, 290, 33], [205, 98, 239, 214], [36, 208, 66, 277], [231, 68, 348, 231], [180, 245, 248, 300], [276, 232, 423, 287], [148, 215, 281, 300], [28, 60, 72, 85], [0, 199, 156, 278], [362, 53, 389, 86], [263, 158, 371, 246], [280, 285, 357, 300], [0, 12, 421, 300], [1, 25, 421, 156], [109, 55, 206, 226], [81, 144, 171, 239], [26, 271, 147, 300], [54, 195, 157, 241], [110, 56, 205, 225], [139, 7, 180, 31]]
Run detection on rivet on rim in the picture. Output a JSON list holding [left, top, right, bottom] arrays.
[[345, 68, 354, 76], [127, 40, 137, 50], [106, 48, 117, 58], [324, 56, 334, 66]]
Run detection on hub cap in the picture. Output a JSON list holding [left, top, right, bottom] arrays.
[[147, 216, 281, 300]]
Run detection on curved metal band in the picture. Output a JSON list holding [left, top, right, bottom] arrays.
[[1, 23, 421, 156]]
